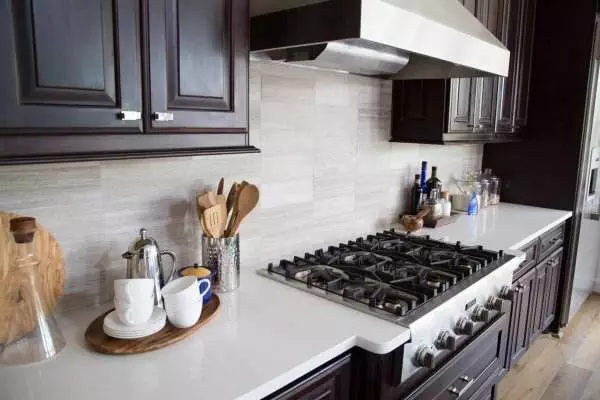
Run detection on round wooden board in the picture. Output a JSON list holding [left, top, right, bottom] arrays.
[[85, 295, 220, 355], [0, 212, 65, 344]]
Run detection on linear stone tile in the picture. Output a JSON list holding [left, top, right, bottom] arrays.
[[0, 62, 482, 312]]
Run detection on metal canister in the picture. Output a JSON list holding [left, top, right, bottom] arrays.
[[202, 234, 240, 292]]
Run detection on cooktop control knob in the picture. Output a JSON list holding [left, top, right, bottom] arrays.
[[499, 285, 516, 300], [486, 296, 505, 311], [471, 305, 491, 322], [414, 345, 436, 369], [435, 330, 457, 351], [455, 317, 475, 336]]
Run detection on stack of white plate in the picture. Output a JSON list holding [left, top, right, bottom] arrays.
[[103, 308, 167, 339]]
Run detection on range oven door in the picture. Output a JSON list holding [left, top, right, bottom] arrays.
[[399, 313, 509, 400]]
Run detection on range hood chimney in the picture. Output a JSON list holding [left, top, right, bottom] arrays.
[[250, 0, 510, 79]]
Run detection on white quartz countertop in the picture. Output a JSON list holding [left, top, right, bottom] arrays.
[[400, 203, 572, 251], [0, 203, 571, 400]]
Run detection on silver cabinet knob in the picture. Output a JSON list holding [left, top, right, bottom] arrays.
[[152, 112, 174, 122], [117, 110, 141, 121]]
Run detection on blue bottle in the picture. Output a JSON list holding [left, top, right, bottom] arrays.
[[467, 191, 479, 216], [420, 161, 428, 192]]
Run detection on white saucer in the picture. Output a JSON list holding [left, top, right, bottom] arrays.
[[103, 307, 166, 339]]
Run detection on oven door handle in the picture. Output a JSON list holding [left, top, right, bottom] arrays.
[[447, 375, 476, 398]]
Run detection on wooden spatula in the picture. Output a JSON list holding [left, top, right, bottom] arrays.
[[197, 191, 216, 212], [203, 204, 226, 238], [217, 177, 225, 196], [227, 184, 259, 237]]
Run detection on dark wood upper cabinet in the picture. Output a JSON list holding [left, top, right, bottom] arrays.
[[391, 0, 535, 144], [0, 0, 142, 132], [0, 0, 255, 165], [496, 0, 536, 133], [146, 0, 248, 132]]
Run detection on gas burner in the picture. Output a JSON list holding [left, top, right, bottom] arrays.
[[341, 282, 418, 316], [306, 267, 350, 290], [266, 228, 505, 318]]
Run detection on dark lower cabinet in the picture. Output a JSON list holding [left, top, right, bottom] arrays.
[[0, 0, 256, 164], [264, 353, 351, 400], [504, 225, 565, 370], [469, 372, 498, 400], [506, 267, 535, 369]]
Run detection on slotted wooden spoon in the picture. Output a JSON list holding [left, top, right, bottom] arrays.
[[203, 204, 226, 238]]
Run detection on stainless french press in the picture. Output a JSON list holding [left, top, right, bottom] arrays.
[[122, 228, 177, 306]]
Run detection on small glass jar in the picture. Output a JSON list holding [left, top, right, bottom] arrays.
[[423, 188, 443, 224], [480, 179, 490, 209], [489, 176, 501, 205], [440, 191, 452, 217]]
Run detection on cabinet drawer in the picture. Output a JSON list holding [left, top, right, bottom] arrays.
[[538, 224, 565, 261], [264, 353, 351, 400], [513, 239, 539, 281], [405, 313, 508, 400]]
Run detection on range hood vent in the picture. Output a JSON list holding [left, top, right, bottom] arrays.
[[251, 0, 510, 79]]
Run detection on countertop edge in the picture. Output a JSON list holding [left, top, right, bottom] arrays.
[[508, 211, 572, 250]]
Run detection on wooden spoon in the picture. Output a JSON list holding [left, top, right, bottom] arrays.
[[225, 183, 238, 214], [203, 204, 226, 238], [217, 177, 225, 196], [227, 184, 259, 237]]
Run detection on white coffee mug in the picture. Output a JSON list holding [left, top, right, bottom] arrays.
[[161, 276, 210, 328], [114, 298, 154, 325], [114, 278, 154, 303]]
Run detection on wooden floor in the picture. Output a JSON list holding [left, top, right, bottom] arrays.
[[498, 294, 600, 400]]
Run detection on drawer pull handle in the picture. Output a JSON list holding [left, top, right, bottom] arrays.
[[517, 283, 528, 290], [448, 375, 475, 397]]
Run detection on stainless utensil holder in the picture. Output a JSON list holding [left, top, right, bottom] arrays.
[[202, 235, 240, 292]]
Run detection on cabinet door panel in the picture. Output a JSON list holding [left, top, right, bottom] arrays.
[[0, 0, 142, 131], [542, 249, 563, 330], [147, 0, 248, 131], [514, 0, 536, 129], [529, 264, 547, 344], [511, 268, 535, 366], [448, 0, 476, 133], [473, 0, 503, 132]]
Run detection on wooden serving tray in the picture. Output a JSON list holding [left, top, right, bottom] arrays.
[[85, 295, 220, 355]]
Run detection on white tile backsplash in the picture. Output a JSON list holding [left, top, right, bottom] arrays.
[[0, 62, 482, 313]]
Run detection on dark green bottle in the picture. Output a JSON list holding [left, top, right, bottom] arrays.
[[410, 174, 423, 214], [426, 166, 442, 199]]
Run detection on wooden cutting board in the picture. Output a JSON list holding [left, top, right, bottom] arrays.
[[0, 212, 65, 344], [85, 295, 220, 355]]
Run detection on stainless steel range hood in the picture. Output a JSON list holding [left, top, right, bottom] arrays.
[[250, 0, 510, 79]]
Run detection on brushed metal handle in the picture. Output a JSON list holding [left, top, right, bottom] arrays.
[[152, 112, 174, 122], [117, 110, 141, 121], [517, 283, 528, 290], [448, 375, 475, 397]]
